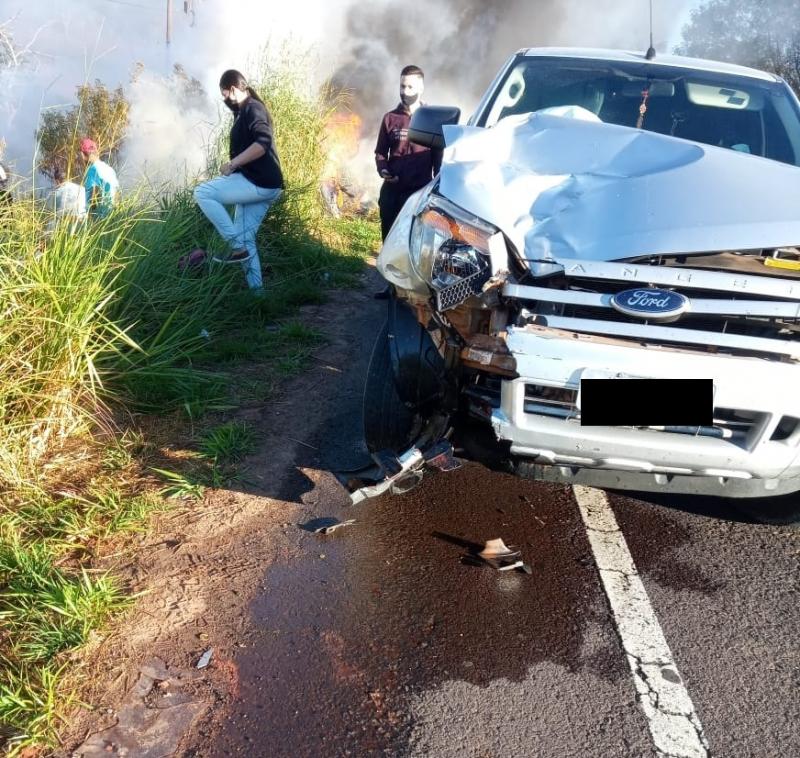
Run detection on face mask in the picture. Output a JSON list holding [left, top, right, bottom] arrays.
[[400, 92, 419, 106], [223, 96, 240, 113]]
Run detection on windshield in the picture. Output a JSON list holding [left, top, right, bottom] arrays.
[[478, 57, 800, 167]]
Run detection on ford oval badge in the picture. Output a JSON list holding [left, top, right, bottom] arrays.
[[610, 288, 689, 322]]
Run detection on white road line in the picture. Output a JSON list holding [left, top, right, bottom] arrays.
[[573, 485, 710, 758]]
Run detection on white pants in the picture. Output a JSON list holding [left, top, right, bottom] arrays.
[[193, 173, 282, 289]]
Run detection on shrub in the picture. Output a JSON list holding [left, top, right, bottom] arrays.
[[36, 81, 129, 182]]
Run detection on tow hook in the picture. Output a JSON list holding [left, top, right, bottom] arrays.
[[346, 441, 462, 505]]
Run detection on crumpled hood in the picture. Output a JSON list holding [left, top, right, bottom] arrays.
[[439, 110, 800, 270]]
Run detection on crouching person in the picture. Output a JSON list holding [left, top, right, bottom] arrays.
[[80, 138, 119, 218], [48, 164, 87, 233], [194, 69, 284, 290]]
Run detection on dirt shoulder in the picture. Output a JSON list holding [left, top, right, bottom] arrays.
[[62, 266, 385, 756]]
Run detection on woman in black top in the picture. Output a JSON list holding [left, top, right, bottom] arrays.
[[194, 69, 284, 290]]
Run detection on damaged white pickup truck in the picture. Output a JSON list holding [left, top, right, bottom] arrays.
[[354, 48, 800, 515]]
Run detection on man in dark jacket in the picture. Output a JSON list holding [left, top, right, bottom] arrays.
[[375, 65, 437, 241]]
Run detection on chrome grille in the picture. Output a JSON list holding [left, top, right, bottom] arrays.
[[505, 258, 800, 360], [523, 384, 579, 419], [560, 278, 799, 342], [436, 266, 491, 311]]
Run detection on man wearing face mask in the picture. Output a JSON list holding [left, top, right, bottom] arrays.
[[375, 65, 439, 242], [193, 69, 284, 290]]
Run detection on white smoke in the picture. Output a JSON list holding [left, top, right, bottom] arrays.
[[0, 0, 346, 187], [119, 69, 216, 187], [0, 0, 699, 192], [333, 0, 699, 127], [331, 0, 699, 194]]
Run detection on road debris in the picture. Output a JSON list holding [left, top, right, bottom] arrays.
[[300, 517, 356, 535], [474, 538, 532, 573], [344, 442, 462, 505], [74, 658, 206, 757], [196, 648, 214, 669], [287, 436, 318, 450]]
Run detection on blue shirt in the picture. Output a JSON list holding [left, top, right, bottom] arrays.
[[84, 159, 119, 216]]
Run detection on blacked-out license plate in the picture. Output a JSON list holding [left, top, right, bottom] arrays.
[[579, 378, 713, 427]]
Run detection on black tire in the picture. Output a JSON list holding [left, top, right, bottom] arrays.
[[363, 320, 418, 454]]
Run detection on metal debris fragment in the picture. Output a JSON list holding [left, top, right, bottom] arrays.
[[300, 517, 356, 534], [347, 442, 462, 505], [317, 519, 355, 535], [479, 537, 518, 560], [475, 538, 531, 573], [196, 648, 214, 669], [496, 559, 524, 572]]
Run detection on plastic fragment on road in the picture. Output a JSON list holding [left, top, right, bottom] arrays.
[[476, 538, 532, 573], [316, 519, 356, 535], [196, 648, 214, 669], [300, 517, 356, 534], [346, 442, 463, 505], [424, 440, 463, 473]]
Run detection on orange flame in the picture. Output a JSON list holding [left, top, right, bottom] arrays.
[[322, 111, 362, 180]]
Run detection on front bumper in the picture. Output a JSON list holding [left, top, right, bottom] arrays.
[[491, 325, 800, 497]]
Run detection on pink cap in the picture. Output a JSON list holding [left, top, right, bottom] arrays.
[[80, 138, 97, 154]]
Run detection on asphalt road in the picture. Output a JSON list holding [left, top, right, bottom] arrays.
[[203, 279, 800, 758]]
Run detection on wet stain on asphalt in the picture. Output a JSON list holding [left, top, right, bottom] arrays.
[[208, 464, 629, 756], [609, 493, 722, 596]]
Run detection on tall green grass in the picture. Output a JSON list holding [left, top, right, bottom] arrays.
[[0, 53, 356, 489], [0, 51, 379, 753], [0, 485, 161, 752], [0, 196, 240, 489]]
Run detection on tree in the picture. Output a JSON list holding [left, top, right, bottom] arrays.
[[36, 81, 129, 181], [171, 63, 206, 110], [0, 13, 46, 70], [676, 0, 800, 93]]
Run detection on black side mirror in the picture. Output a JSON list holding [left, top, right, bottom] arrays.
[[408, 106, 461, 149]]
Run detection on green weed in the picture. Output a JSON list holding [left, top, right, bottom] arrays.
[[0, 536, 127, 751], [0, 663, 61, 753], [1, 488, 163, 548], [151, 468, 206, 501], [101, 429, 146, 471], [199, 421, 257, 463]]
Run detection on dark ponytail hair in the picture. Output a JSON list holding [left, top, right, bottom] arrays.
[[219, 69, 265, 105]]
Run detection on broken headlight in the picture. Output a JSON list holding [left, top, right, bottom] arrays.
[[409, 194, 497, 311]]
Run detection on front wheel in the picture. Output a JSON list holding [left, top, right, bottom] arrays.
[[363, 321, 419, 454]]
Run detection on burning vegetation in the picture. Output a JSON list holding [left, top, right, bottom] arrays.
[[320, 109, 377, 218]]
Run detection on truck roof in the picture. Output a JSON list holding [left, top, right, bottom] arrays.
[[518, 47, 782, 84]]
